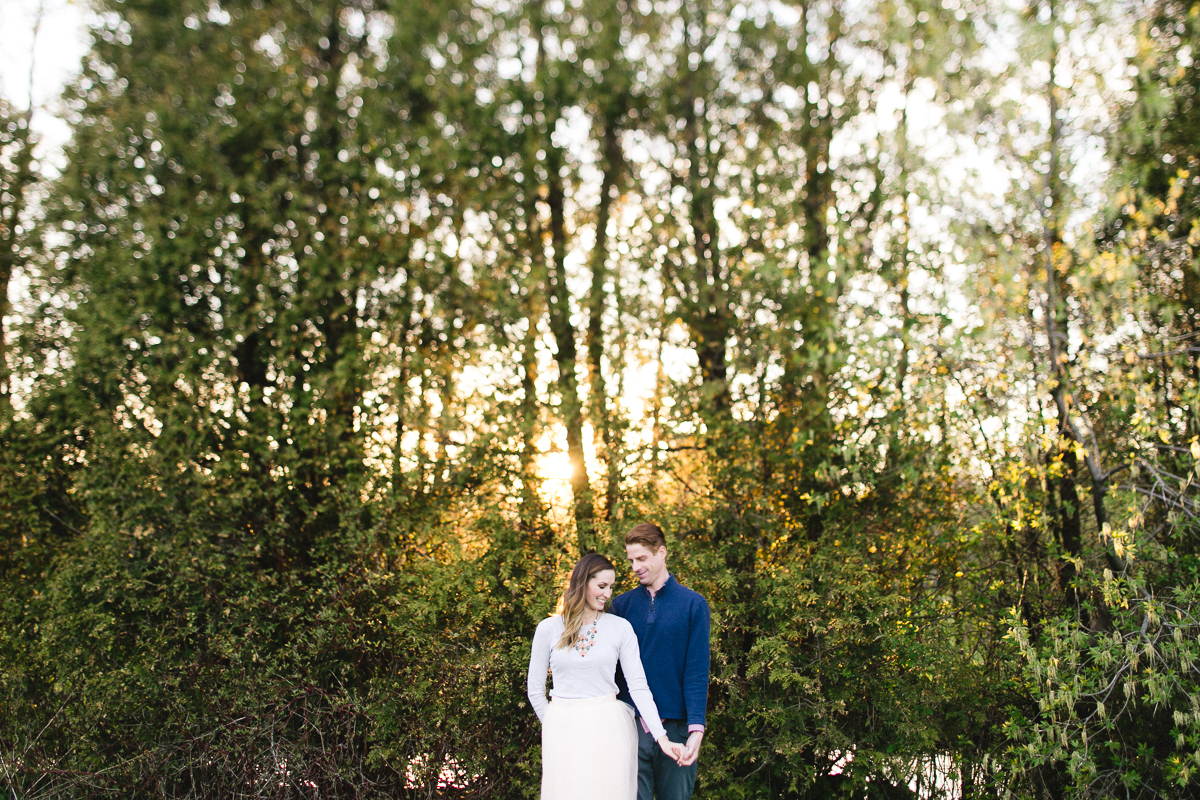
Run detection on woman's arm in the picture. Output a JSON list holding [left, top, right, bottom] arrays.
[[526, 620, 553, 721], [616, 625, 668, 742]]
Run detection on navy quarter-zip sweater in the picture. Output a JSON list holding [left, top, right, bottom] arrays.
[[612, 574, 711, 727]]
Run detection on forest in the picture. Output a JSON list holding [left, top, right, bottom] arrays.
[[0, 0, 1198, 797]]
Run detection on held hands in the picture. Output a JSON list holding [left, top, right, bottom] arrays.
[[679, 730, 703, 766], [655, 730, 703, 767], [655, 735, 686, 765]]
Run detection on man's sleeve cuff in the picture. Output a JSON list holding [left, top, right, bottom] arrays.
[[688, 724, 705, 734]]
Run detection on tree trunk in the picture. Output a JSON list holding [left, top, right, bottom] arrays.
[[545, 156, 596, 553], [679, 31, 731, 422], [885, 70, 915, 478], [519, 190, 550, 537], [0, 112, 34, 419], [1038, 0, 1114, 582], [587, 114, 623, 520], [391, 270, 414, 498], [532, 2, 595, 552]]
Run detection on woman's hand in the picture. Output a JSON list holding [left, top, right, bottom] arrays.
[[656, 735, 685, 765]]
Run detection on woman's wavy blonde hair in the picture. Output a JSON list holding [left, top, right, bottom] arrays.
[[555, 553, 617, 650]]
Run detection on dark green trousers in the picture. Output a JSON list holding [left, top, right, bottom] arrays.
[[636, 719, 698, 800]]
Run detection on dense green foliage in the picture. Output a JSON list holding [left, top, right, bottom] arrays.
[[1, 0, 1199, 797]]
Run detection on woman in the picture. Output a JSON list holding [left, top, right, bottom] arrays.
[[527, 553, 683, 800]]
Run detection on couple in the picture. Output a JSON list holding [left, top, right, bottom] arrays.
[[527, 523, 711, 800]]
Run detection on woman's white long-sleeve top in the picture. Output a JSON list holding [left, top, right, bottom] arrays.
[[527, 613, 668, 742]]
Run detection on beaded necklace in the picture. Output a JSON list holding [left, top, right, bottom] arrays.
[[573, 613, 602, 657]]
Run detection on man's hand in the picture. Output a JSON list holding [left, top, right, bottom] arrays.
[[679, 730, 703, 766]]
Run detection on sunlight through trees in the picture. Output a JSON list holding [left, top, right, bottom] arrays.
[[1, 0, 1199, 797]]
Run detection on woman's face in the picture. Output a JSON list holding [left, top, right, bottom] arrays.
[[586, 569, 616, 612]]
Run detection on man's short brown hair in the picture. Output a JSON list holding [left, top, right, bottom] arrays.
[[625, 522, 666, 552]]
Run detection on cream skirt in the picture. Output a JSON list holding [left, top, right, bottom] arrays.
[[541, 693, 638, 800]]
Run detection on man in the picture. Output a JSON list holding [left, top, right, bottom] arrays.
[[612, 522, 711, 800]]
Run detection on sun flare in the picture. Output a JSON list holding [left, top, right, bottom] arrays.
[[533, 449, 576, 518]]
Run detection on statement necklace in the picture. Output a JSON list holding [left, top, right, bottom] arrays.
[[573, 612, 602, 657]]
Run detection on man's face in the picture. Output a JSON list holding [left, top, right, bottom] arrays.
[[625, 542, 668, 587]]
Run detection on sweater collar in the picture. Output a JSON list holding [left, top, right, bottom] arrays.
[[644, 573, 674, 598]]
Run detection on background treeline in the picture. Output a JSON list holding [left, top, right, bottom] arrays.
[[1, 0, 1198, 797]]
